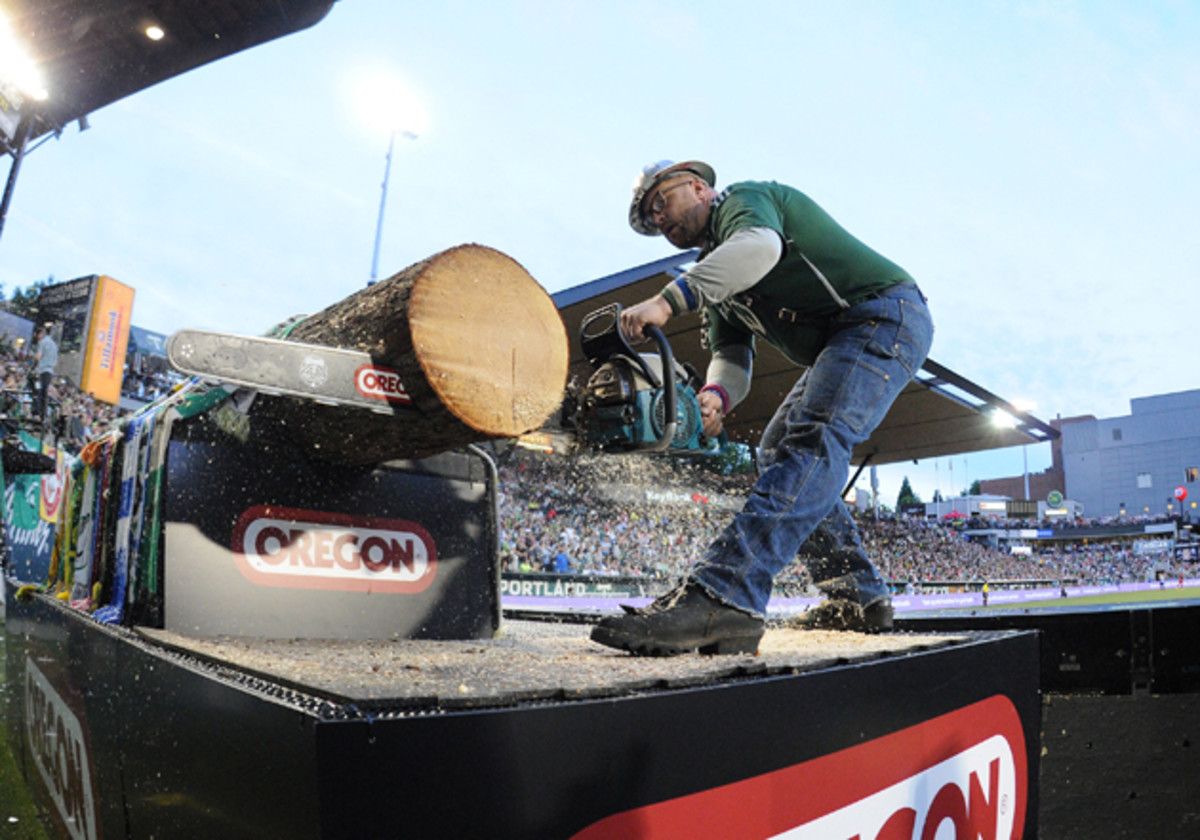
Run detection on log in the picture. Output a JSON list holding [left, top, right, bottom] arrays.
[[253, 244, 568, 465]]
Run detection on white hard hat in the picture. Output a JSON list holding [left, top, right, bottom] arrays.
[[628, 159, 716, 236]]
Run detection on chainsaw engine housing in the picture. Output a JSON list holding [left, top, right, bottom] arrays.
[[576, 353, 706, 453], [568, 302, 723, 455]]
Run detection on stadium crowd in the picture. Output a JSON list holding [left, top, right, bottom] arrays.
[[0, 351, 120, 454], [497, 449, 1197, 590], [499, 451, 737, 579], [855, 514, 1176, 589]]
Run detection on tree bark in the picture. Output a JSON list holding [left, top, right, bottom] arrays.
[[253, 244, 568, 465]]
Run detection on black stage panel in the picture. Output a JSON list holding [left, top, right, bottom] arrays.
[[896, 601, 1200, 695], [1040, 692, 1200, 839], [6, 584, 1041, 840]]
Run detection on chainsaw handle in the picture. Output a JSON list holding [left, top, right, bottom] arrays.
[[641, 324, 676, 452], [578, 302, 677, 453], [579, 303, 662, 385]]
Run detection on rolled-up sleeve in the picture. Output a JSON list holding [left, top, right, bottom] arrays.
[[704, 343, 754, 410]]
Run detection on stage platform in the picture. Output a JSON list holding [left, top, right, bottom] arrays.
[[6, 583, 1039, 840], [136, 619, 974, 708]]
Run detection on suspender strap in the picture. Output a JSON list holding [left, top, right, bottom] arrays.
[[799, 252, 851, 310]]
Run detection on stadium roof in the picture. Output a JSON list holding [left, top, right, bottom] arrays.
[[554, 252, 1059, 468], [1, 0, 335, 152]]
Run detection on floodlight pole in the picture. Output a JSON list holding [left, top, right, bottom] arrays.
[[369, 129, 416, 286], [0, 110, 35, 248], [1023, 444, 1030, 500]]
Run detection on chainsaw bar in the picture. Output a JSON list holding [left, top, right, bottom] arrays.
[[166, 330, 417, 415]]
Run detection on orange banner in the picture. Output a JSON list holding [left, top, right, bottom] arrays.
[[79, 275, 135, 404]]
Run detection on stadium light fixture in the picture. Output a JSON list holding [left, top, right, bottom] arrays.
[[0, 11, 47, 101], [354, 74, 429, 139], [992, 399, 1037, 430], [990, 410, 1017, 429]]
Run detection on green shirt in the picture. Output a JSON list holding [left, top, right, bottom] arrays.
[[701, 181, 914, 366]]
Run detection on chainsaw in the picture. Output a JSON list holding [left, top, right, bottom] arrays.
[[564, 303, 724, 455], [163, 304, 725, 457]]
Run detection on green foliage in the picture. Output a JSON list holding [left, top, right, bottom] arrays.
[[713, 440, 755, 475], [3, 277, 53, 322], [896, 475, 921, 508]]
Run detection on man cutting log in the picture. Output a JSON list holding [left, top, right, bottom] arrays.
[[591, 161, 934, 656]]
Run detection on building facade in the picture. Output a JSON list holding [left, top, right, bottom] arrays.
[[1061, 390, 1200, 519]]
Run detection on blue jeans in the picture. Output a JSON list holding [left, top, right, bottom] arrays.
[[690, 283, 934, 615]]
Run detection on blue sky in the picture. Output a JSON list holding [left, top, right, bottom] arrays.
[[3, 0, 1198, 504]]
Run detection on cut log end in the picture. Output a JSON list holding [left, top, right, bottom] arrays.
[[274, 243, 569, 464], [409, 245, 568, 437]]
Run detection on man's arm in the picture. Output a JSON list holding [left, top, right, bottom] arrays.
[[620, 226, 782, 343], [697, 343, 753, 438], [660, 226, 783, 315]]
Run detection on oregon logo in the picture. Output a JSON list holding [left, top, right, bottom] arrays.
[[571, 695, 1028, 840], [25, 657, 98, 840], [232, 505, 436, 593], [355, 364, 412, 404]]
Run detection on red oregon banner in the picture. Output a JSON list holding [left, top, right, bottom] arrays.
[[571, 694, 1028, 840]]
